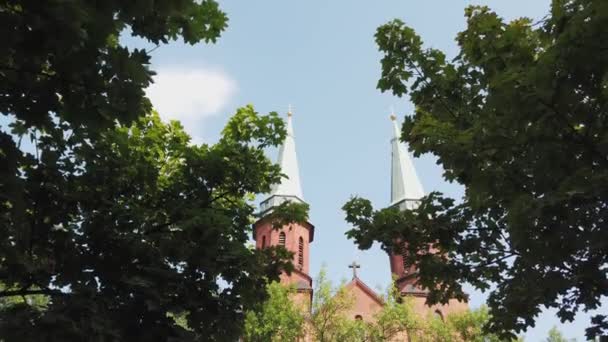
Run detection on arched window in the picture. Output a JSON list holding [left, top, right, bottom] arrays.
[[401, 242, 408, 272], [279, 232, 286, 246], [261, 236, 266, 248], [298, 237, 304, 269], [354, 315, 363, 320]]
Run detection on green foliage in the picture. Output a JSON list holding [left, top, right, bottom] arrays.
[[354, 283, 514, 342], [168, 311, 192, 332], [366, 283, 421, 341], [546, 326, 576, 342], [345, 0, 608, 339], [223, 106, 287, 149], [244, 268, 360, 342], [0, 107, 298, 340], [424, 315, 453, 342], [310, 267, 356, 342], [267, 201, 311, 230], [0, 2, 309, 340], [446, 306, 508, 342], [243, 282, 305, 342], [1, 0, 227, 133], [247, 271, 527, 342], [0, 283, 48, 311]]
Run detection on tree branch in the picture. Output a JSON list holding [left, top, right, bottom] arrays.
[[0, 288, 65, 298], [406, 59, 460, 121]]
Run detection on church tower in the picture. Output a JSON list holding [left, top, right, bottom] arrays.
[[387, 114, 468, 318], [387, 113, 428, 296], [253, 110, 314, 304]]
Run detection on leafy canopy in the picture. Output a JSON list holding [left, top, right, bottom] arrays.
[[1, 0, 227, 132], [0, 1, 310, 340], [0, 2, 315, 340], [244, 282, 306, 342], [546, 326, 575, 342], [0, 105, 305, 340], [244, 270, 521, 341], [310, 268, 356, 342], [344, 0, 608, 339]]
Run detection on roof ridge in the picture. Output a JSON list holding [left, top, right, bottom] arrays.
[[346, 277, 384, 306]]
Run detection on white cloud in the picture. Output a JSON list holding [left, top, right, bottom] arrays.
[[146, 66, 237, 140]]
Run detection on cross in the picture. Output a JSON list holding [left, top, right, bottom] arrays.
[[348, 261, 361, 279], [288, 104, 293, 116]]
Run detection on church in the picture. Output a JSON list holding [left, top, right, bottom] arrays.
[[252, 109, 468, 335]]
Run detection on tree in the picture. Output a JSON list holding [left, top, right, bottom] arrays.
[[244, 268, 359, 342], [423, 315, 453, 342], [546, 326, 575, 342], [446, 306, 514, 342], [310, 268, 356, 342], [308, 273, 522, 342], [0, 282, 48, 313], [414, 305, 524, 342], [343, 0, 608, 339], [244, 282, 305, 342], [0, 106, 306, 340], [245, 270, 524, 341], [364, 285, 514, 342], [1, 2, 307, 340], [365, 283, 422, 341], [1, 0, 227, 132]]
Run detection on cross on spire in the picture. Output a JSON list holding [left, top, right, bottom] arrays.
[[348, 261, 361, 279], [258, 105, 305, 213]]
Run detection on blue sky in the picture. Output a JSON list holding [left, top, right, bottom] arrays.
[[124, 1, 605, 340]]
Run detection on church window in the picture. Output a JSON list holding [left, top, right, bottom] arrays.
[[261, 236, 266, 248], [298, 237, 304, 269], [355, 315, 363, 320], [401, 242, 408, 272], [279, 232, 286, 246]]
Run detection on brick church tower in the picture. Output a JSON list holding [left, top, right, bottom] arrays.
[[387, 113, 427, 296], [253, 110, 314, 306], [387, 114, 468, 316]]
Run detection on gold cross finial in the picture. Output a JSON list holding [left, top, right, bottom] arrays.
[[390, 106, 397, 121], [288, 104, 293, 117]]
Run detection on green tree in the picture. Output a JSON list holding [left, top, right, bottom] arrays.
[[243, 267, 360, 342], [366, 283, 421, 341], [343, 0, 608, 339], [245, 271, 525, 341], [244, 282, 305, 342], [546, 326, 575, 342], [423, 315, 453, 342], [310, 268, 356, 342], [0, 105, 305, 340], [418, 305, 523, 342], [0, 282, 48, 311], [446, 306, 513, 342], [0, 1, 307, 340], [1, 0, 227, 133]]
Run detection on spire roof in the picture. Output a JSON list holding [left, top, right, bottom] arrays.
[[390, 115, 425, 210], [259, 110, 305, 213]]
